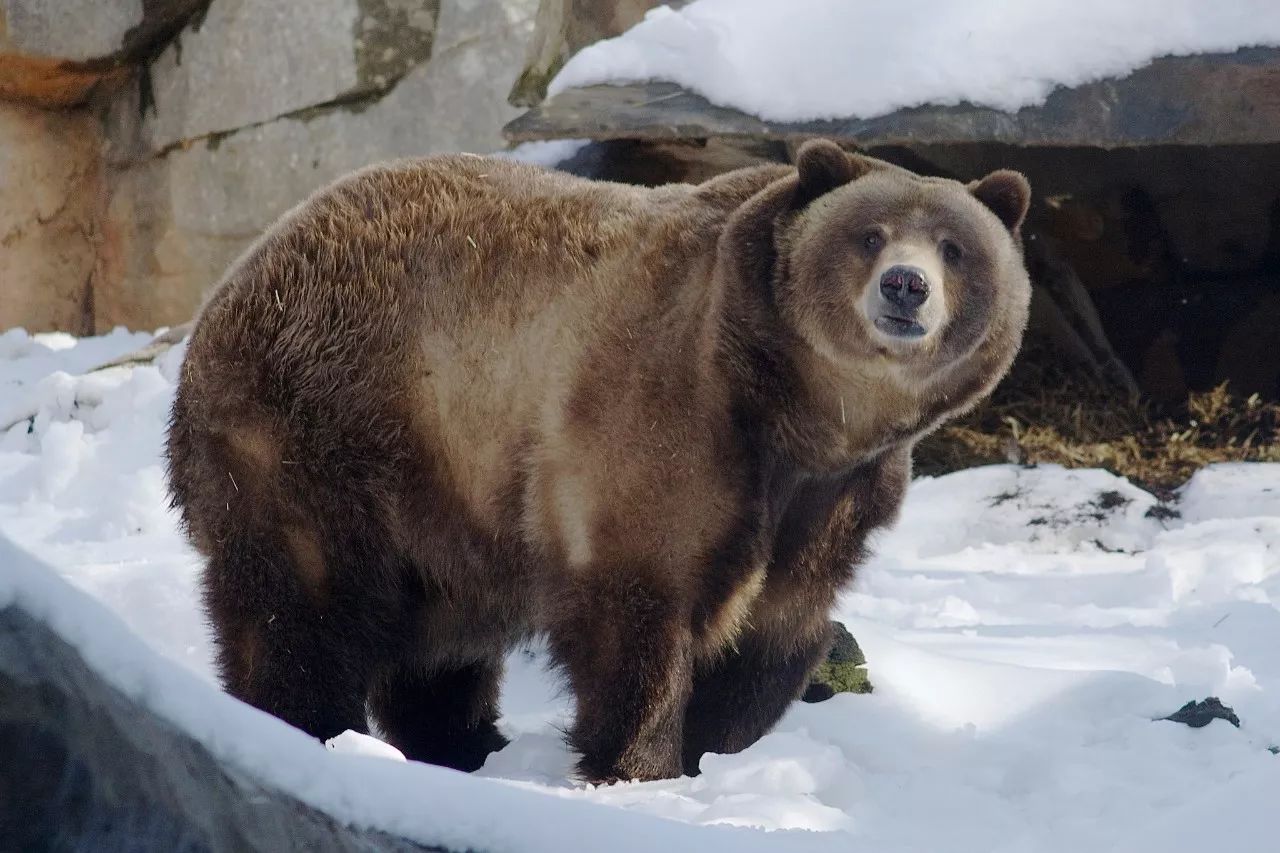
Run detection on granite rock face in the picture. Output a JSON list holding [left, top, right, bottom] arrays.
[[95, 0, 537, 330], [1, 0, 148, 62], [0, 0, 205, 62], [0, 101, 102, 334], [0, 603, 451, 853], [509, 0, 676, 107], [507, 49, 1280, 148], [135, 0, 441, 154], [0, 0, 205, 106], [1, 0, 538, 334]]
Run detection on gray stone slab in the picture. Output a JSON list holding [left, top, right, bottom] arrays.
[[0, 0, 205, 106], [97, 0, 535, 330], [510, 0, 674, 107], [0, 603, 453, 853], [0, 0, 143, 61], [140, 0, 441, 152], [505, 48, 1280, 148], [0, 101, 100, 334], [0, 0, 204, 63], [143, 0, 362, 149]]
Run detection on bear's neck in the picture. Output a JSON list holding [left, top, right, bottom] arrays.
[[710, 305, 927, 472]]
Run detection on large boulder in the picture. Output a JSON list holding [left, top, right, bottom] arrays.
[[1, 0, 540, 334], [0, 101, 102, 334], [509, 0, 676, 107], [0, 603, 452, 852], [135, 0, 441, 155], [96, 0, 537, 330], [0, 0, 205, 106]]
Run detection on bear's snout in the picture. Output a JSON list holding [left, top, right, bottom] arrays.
[[879, 265, 929, 311]]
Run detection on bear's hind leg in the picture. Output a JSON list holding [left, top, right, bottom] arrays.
[[367, 656, 508, 771], [203, 529, 412, 743]]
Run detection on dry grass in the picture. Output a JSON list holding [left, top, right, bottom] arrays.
[[916, 347, 1280, 492]]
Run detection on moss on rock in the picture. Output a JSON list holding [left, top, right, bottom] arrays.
[[802, 621, 871, 703]]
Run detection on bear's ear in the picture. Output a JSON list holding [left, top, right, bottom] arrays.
[[793, 139, 871, 208], [970, 170, 1031, 233]]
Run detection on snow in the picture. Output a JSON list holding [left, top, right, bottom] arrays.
[[549, 0, 1280, 122], [2, 327, 1279, 852], [495, 139, 590, 167], [327, 730, 408, 762]]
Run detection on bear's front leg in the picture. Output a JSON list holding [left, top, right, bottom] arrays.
[[682, 614, 832, 775], [547, 569, 693, 783], [680, 446, 909, 774]]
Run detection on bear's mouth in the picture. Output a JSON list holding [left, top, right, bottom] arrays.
[[874, 314, 927, 339]]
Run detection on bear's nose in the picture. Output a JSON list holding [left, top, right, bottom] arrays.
[[879, 265, 929, 310]]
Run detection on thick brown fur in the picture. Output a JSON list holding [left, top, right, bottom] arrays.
[[166, 140, 1031, 782]]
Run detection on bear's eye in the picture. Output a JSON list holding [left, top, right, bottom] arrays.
[[942, 240, 964, 263], [862, 231, 884, 252]]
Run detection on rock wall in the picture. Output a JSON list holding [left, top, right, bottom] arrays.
[[0, 0, 206, 107], [0, 102, 103, 334], [509, 0, 676, 107], [2, 0, 537, 333]]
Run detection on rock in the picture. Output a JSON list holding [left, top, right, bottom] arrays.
[[1160, 697, 1241, 729], [509, 0, 675, 107], [506, 48, 1280, 147], [802, 621, 871, 703], [89, 322, 191, 372], [0, 101, 102, 334], [0, 0, 203, 62], [0, 0, 205, 107], [133, 0, 442, 154], [0, 603, 452, 852], [97, 145, 268, 330], [96, 0, 537, 330], [5, 0, 538, 333], [826, 621, 866, 666], [0, 52, 111, 107], [3, 0, 146, 61]]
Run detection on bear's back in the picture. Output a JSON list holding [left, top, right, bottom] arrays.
[[173, 155, 745, 543]]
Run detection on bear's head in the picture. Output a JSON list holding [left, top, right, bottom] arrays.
[[780, 139, 1030, 377], [718, 139, 1032, 461]]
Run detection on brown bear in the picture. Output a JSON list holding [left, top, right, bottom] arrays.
[[166, 140, 1031, 783]]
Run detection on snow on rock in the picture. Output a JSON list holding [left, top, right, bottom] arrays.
[[495, 139, 590, 167], [2, 329, 1279, 852], [549, 0, 1280, 122]]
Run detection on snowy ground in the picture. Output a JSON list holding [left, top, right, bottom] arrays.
[[3, 328, 1279, 852], [550, 0, 1280, 122]]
